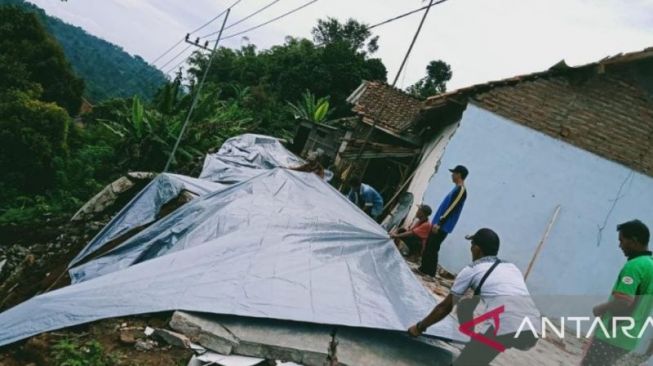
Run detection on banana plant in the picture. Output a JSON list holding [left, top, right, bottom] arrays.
[[287, 90, 333, 124]]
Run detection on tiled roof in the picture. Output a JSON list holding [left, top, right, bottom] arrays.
[[422, 47, 653, 177], [347, 81, 423, 136], [424, 47, 653, 107]]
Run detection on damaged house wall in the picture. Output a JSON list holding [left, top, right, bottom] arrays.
[[402, 122, 459, 222], [69, 174, 227, 268], [414, 103, 653, 323]]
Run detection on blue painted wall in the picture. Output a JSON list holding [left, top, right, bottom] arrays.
[[421, 103, 653, 307]]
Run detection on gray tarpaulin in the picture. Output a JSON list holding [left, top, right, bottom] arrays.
[[199, 134, 304, 183], [0, 134, 464, 347], [0, 169, 463, 346], [69, 173, 226, 268]]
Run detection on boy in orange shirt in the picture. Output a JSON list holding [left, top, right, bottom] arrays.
[[391, 205, 433, 262]]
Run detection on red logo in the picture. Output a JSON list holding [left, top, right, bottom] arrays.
[[458, 305, 506, 352]]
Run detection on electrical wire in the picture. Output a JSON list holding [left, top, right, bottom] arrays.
[[367, 0, 448, 31], [208, 0, 319, 42], [158, 44, 193, 71], [200, 0, 283, 38], [150, 0, 241, 67], [189, 0, 242, 34]]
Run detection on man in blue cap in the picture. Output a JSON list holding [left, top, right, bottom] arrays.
[[419, 165, 469, 277]]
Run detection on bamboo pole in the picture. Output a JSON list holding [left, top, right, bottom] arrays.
[[524, 205, 561, 280]]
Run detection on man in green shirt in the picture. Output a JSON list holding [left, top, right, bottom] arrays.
[[582, 219, 653, 366]]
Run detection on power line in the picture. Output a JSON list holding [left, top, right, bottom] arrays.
[[367, 0, 448, 31], [353, 0, 441, 164], [200, 0, 283, 39], [209, 0, 319, 42], [164, 53, 193, 76], [150, 0, 241, 67], [151, 39, 184, 65], [158, 44, 193, 71], [392, 0, 440, 86], [189, 0, 242, 34]]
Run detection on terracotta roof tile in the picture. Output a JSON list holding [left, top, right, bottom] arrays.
[[349, 81, 423, 135]]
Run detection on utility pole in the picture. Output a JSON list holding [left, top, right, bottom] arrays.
[[351, 0, 437, 163], [392, 0, 436, 86], [164, 9, 231, 172]]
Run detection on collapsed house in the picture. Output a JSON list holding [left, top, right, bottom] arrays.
[[295, 47, 653, 350], [407, 48, 653, 326], [0, 134, 462, 365], [293, 81, 424, 198]]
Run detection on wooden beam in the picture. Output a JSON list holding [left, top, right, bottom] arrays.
[[524, 205, 561, 281], [340, 151, 419, 159]]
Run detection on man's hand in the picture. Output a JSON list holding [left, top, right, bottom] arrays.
[[592, 304, 606, 317], [408, 324, 423, 337], [431, 224, 440, 234], [390, 233, 398, 239]]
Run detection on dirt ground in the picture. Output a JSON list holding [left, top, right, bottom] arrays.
[[0, 314, 192, 366]]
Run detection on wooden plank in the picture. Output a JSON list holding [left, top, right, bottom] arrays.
[[524, 205, 561, 281]]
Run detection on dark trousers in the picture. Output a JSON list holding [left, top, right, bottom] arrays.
[[453, 327, 538, 366], [419, 230, 447, 276], [581, 339, 629, 366], [397, 228, 422, 256]]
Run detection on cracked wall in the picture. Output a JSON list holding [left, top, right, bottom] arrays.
[[413, 103, 653, 323]]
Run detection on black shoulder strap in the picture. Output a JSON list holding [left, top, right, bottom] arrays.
[[474, 259, 501, 296]]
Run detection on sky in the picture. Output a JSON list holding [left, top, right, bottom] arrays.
[[28, 0, 653, 90]]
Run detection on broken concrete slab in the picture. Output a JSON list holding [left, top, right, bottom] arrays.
[[170, 312, 239, 354], [153, 328, 192, 348], [134, 339, 157, 352], [170, 312, 453, 366], [191, 352, 265, 366], [71, 172, 156, 222]]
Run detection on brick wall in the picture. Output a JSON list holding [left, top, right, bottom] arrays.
[[473, 67, 653, 176]]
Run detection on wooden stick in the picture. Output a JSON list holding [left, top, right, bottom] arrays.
[[524, 205, 561, 281]]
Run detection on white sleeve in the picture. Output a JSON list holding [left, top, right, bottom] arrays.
[[450, 266, 474, 303]]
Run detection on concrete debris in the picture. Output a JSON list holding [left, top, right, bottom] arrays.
[[189, 342, 206, 353], [187, 356, 203, 366], [153, 328, 192, 349], [119, 327, 145, 345], [71, 172, 155, 222], [188, 352, 265, 366], [170, 311, 453, 366], [134, 339, 158, 352], [170, 311, 239, 355]]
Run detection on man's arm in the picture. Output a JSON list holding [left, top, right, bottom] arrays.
[[391, 230, 414, 239], [593, 292, 635, 317], [594, 265, 641, 317], [408, 294, 454, 336], [436, 186, 466, 228]]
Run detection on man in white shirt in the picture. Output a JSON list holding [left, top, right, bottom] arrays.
[[408, 228, 541, 365]]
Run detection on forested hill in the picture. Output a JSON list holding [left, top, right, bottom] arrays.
[[1, 0, 167, 102]]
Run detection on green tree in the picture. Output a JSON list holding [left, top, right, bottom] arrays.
[[407, 60, 452, 98], [187, 20, 387, 136], [0, 88, 71, 200], [311, 17, 379, 54], [0, 5, 84, 115]]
